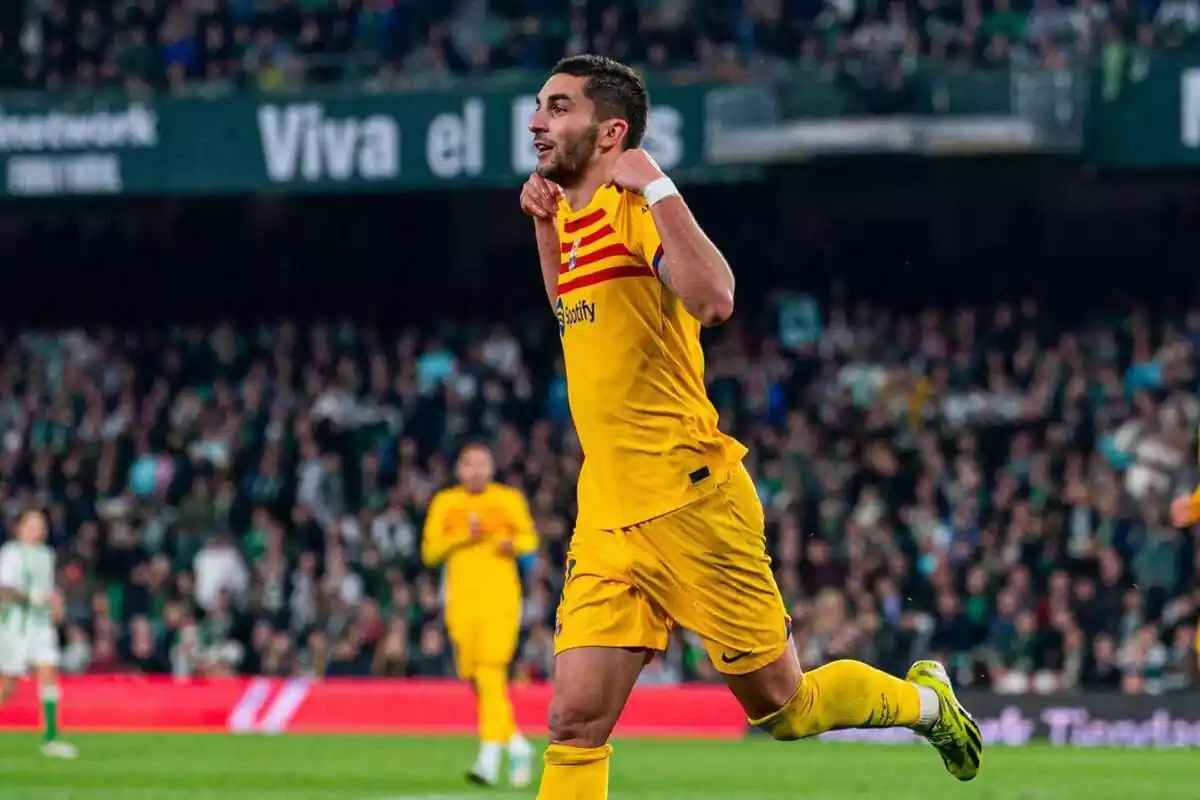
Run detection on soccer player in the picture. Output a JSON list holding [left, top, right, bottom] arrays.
[[421, 441, 537, 788], [1170, 469, 1200, 676], [1168, 455, 1200, 670], [0, 508, 77, 758], [520, 55, 983, 798]]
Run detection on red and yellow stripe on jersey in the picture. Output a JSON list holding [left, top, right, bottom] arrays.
[[554, 184, 746, 531]]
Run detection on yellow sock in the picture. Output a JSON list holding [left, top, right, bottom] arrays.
[[536, 743, 611, 800], [475, 664, 517, 743], [750, 659, 923, 740]]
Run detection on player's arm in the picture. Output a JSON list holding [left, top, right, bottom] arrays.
[[420, 493, 473, 567], [508, 490, 540, 573], [521, 174, 563, 307], [648, 199, 735, 327], [0, 547, 28, 605], [614, 150, 734, 327], [48, 549, 62, 620], [534, 219, 561, 308]]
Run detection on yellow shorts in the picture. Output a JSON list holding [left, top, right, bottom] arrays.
[[446, 609, 520, 680], [554, 463, 790, 676]]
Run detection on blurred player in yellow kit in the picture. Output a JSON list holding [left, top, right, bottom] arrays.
[[422, 442, 537, 788], [520, 55, 983, 799], [1169, 440, 1200, 670]]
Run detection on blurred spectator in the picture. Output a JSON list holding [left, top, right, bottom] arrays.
[[13, 0, 1197, 97], [0, 302, 1194, 692], [194, 533, 250, 612]]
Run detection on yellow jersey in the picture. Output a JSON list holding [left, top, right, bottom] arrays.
[[421, 483, 537, 613], [555, 184, 746, 530], [1189, 427, 1200, 520]]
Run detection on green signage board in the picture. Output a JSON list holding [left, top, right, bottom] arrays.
[[0, 85, 710, 197], [1087, 55, 1200, 169], [9, 59, 1200, 196]]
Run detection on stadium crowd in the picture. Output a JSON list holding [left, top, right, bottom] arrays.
[[3, 0, 1195, 94], [0, 301, 1196, 694]]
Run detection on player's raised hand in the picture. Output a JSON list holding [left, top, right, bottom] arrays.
[[611, 148, 665, 194], [467, 512, 484, 542], [520, 173, 560, 220]]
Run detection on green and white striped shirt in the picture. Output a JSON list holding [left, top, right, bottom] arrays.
[[0, 541, 55, 633]]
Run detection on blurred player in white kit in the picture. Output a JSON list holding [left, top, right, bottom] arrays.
[[0, 508, 77, 758]]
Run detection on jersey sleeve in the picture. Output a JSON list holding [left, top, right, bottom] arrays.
[[421, 491, 469, 566], [509, 490, 539, 558], [629, 195, 665, 277], [0, 546, 20, 589]]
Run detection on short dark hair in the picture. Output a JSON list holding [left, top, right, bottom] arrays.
[[551, 55, 648, 150], [457, 438, 493, 459], [14, 506, 44, 527]]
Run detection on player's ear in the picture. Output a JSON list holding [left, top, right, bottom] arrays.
[[602, 118, 629, 150]]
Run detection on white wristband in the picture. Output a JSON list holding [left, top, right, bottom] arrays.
[[643, 177, 680, 207]]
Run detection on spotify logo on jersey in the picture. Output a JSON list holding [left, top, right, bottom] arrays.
[[556, 298, 597, 336]]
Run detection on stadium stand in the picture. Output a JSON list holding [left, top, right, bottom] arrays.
[[7, 0, 1189, 94], [3, 307, 1196, 694]]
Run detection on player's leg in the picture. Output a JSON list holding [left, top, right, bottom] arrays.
[[448, 620, 499, 786], [724, 641, 926, 737], [487, 657, 533, 789], [537, 528, 669, 800], [493, 619, 534, 789], [727, 646, 980, 780], [538, 646, 647, 800], [464, 614, 531, 788], [472, 661, 529, 788], [466, 661, 515, 786], [632, 465, 981, 780], [35, 662, 74, 758], [33, 624, 75, 758], [0, 627, 26, 710]]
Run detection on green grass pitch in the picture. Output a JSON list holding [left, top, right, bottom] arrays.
[[0, 733, 1194, 799]]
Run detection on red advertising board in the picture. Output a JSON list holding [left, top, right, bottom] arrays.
[[0, 676, 747, 738]]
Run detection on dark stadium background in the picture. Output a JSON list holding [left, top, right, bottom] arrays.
[[4, 157, 1200, 327]]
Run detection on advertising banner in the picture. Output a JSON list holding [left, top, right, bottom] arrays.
[[809, 691, 1200, 747], [0, 676, 747, 737], [0, 675, 252, 732], [9, 57, 1200, 199], [3, 677, 1195, 744], [0, 85, 710, 197], [1087, 55, 1200, 169]]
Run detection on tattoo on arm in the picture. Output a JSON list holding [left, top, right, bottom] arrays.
[[656, 256, 675, 293]]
